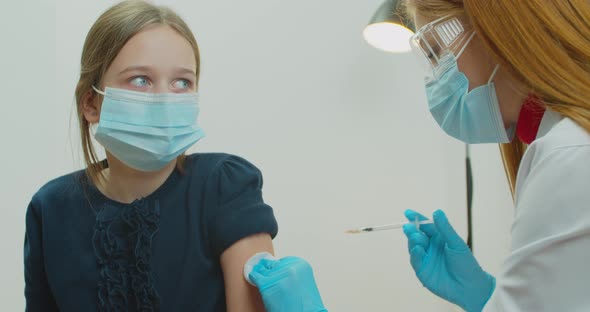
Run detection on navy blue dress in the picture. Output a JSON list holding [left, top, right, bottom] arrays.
[[24, 153, 278, 311]]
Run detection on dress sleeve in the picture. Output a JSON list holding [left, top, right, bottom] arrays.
[[205, 155, 278, 258], [24, 200, 59, 311], [484, 145, 590, 311]]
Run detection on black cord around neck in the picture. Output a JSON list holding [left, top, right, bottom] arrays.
[[466, 144, 474, 251]]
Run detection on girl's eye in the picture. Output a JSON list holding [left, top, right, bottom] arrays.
[[130, 76, 149, 87], [172, 79, 191, 90]]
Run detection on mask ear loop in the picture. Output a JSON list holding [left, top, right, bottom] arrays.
[[453, 30, 500, 84], [455, 31, 476, 60], [90, 86, 104, 132], [92, 85, 106, 96], [488, 64, 500, 84]]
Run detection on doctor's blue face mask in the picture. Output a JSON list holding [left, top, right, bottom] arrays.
[[91, 86, 205, 172], [410, 16, 514, 144]]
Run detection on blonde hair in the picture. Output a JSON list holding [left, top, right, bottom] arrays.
[[75, 0, 201, 186], [405, 0, 590, 196]]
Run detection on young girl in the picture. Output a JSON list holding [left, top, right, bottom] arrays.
[[24, 1, 277, 311]]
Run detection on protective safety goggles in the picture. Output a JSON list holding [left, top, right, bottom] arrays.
[[410, 16, 475, 83]]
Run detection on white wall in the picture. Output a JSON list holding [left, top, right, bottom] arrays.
[[1, 0, 514, 310]]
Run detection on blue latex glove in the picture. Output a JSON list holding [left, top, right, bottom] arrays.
[[249, 256, 328, 312], [403, 209, 496, 312]]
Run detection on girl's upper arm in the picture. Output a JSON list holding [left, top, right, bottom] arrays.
[[206, 155, 278, 311], [220, 233, 274, 312]]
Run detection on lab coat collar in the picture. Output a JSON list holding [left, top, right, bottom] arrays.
[[536, 109, 563, 140]]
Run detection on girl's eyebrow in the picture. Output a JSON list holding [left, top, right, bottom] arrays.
[[118, 65, 196, 77], [174, 67, 197, 77], [118, 65, 152, 76]]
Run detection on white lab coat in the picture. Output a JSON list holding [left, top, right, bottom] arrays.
[[483, 110, 590, 312]]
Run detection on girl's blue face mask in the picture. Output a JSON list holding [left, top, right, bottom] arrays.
[[92, 86, 205, 172]]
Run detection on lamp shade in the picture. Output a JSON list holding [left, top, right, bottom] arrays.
[[363, 0, 414, 53]]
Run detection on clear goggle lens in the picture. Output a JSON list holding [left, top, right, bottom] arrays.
[[409, 16, 471, 83]]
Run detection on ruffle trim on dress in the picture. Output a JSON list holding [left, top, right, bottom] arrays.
[[93, 199, 161, 311]]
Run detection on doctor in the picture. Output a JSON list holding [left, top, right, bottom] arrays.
[[248, 0, 590, 311]]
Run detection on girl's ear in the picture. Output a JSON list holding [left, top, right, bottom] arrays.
[[81, 88, 101, 123]]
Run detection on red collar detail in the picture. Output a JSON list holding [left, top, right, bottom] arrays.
[[516, 95, 546, 144]]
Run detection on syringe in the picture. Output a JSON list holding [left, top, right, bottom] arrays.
[[345, 219, 432, 234]]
